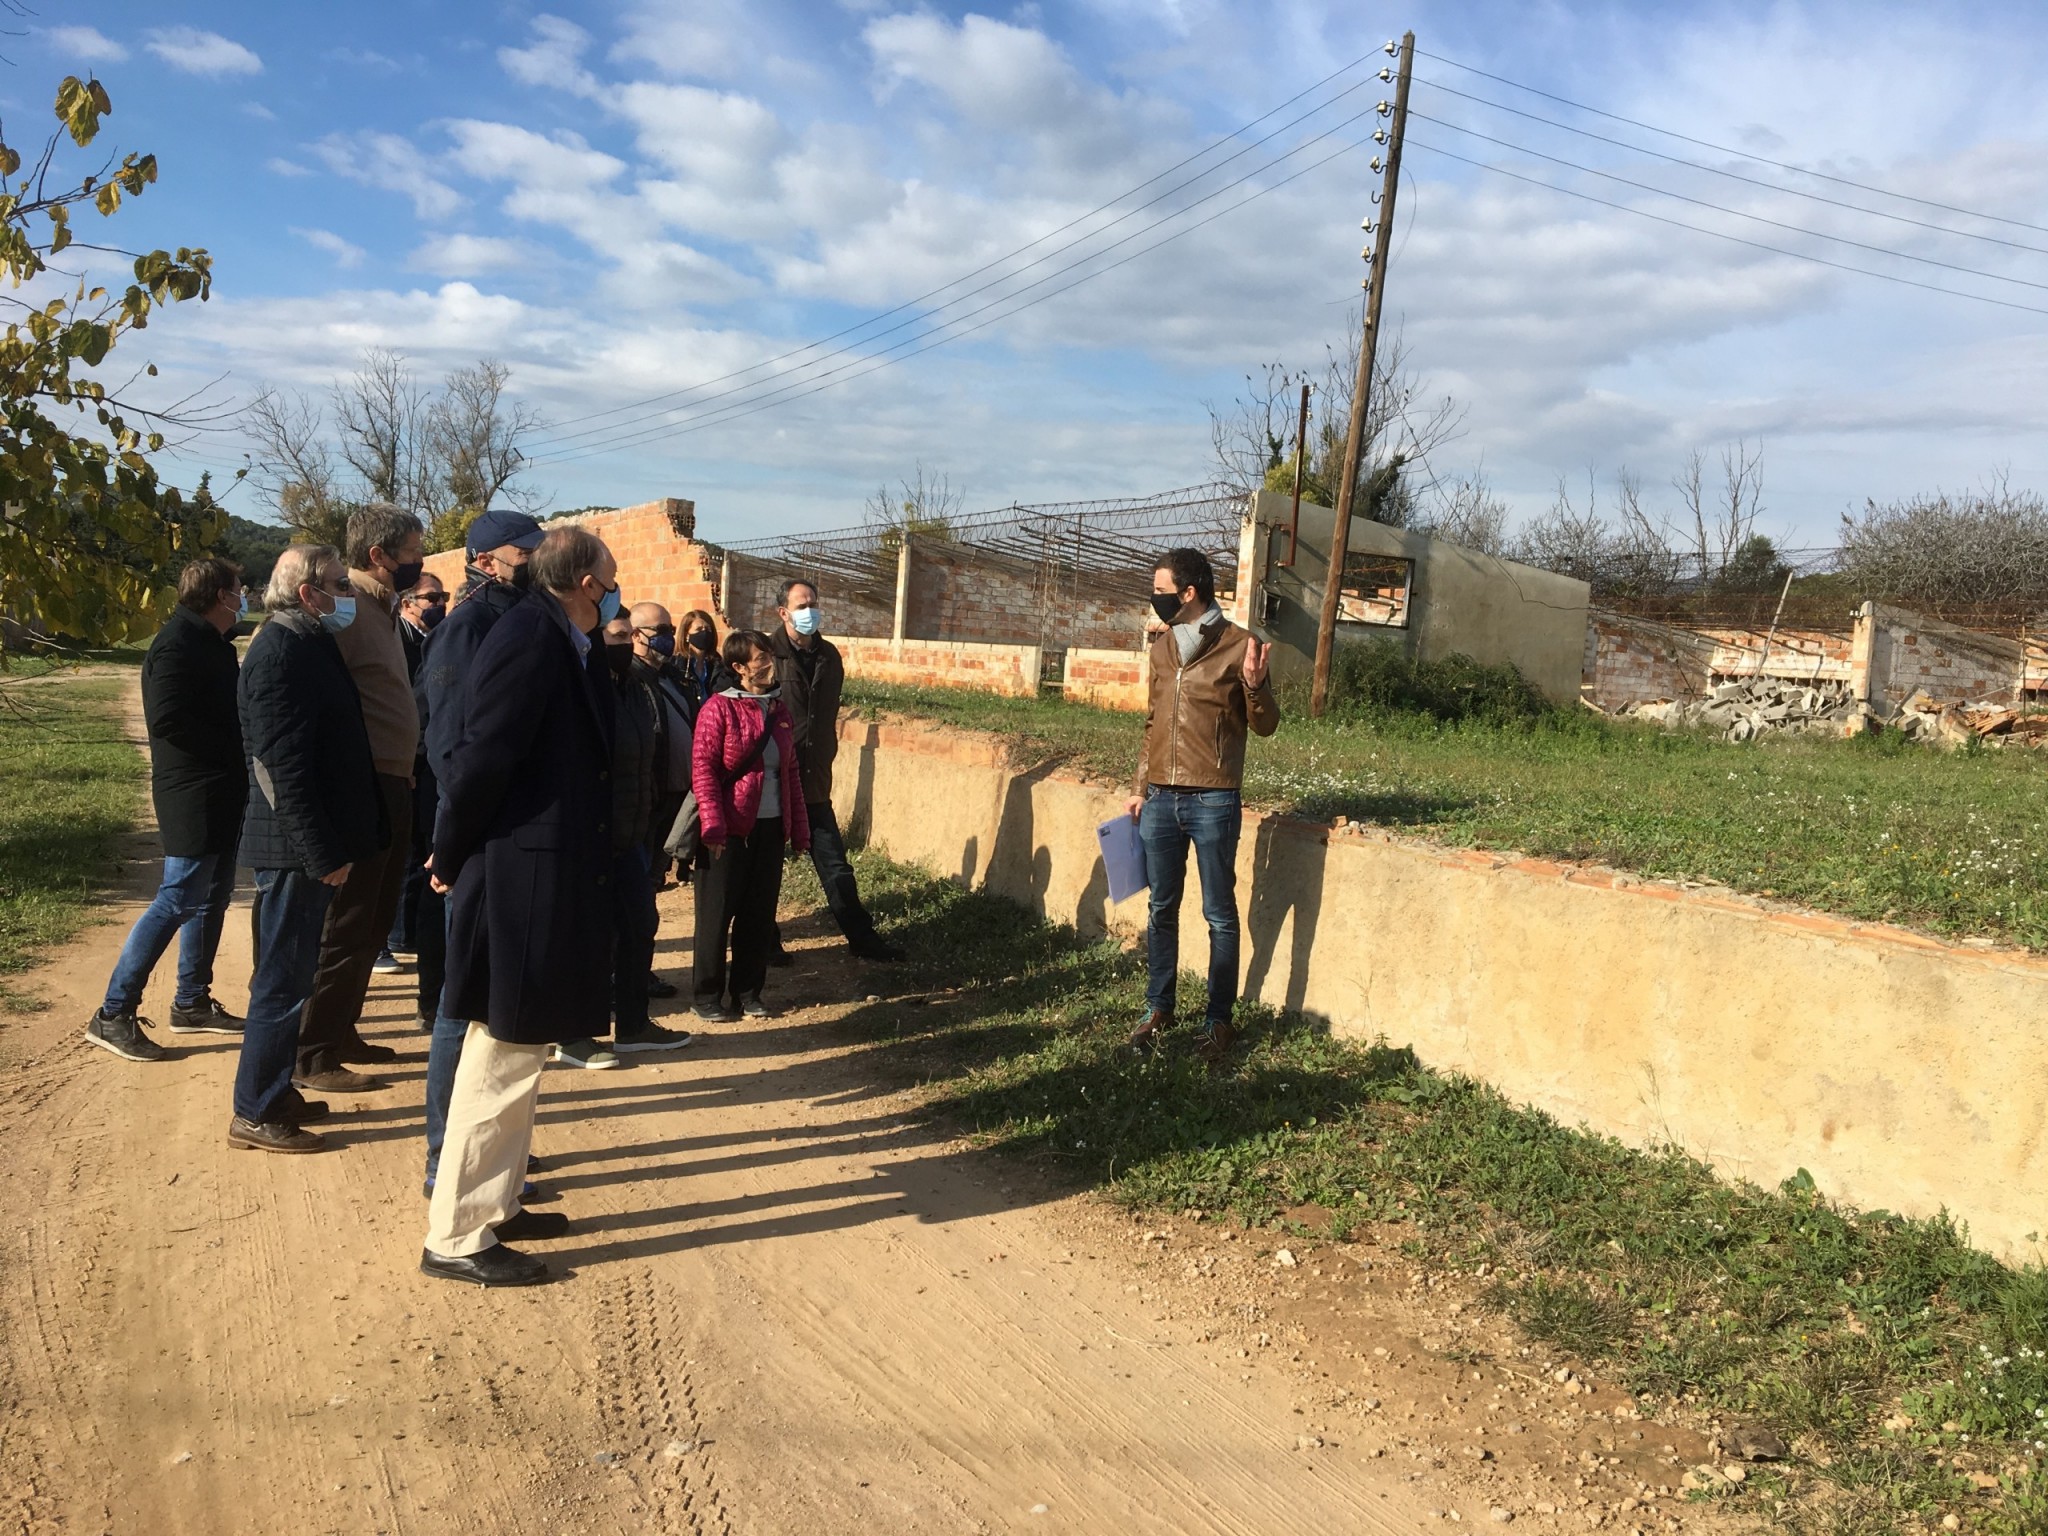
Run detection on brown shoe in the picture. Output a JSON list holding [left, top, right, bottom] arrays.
[[1127, 1010, 1174, 1054], [1193, 1020, 1237, 1067], [227, 1116, 327, 1153], [336, 1040, 399, 1064], [293, 1068, 384, 1094]]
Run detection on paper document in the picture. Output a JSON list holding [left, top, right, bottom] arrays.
[[1096, 814, 1149, 904]]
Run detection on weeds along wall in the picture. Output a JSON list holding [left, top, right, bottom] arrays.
[[834, 713, 2048, 1263]]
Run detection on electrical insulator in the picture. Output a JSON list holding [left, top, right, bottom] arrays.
[[1369, 156, 1383, 172], [1376, 100, 1392, 115], [1373, 128, 1388, 144], [1360, 245, 1372, 259], [1383, 39, 1397, 54], [1378, 67, 1392, 81]]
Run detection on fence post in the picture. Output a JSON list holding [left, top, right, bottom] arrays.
[[718, 553, 732, 626], [892, 533, 913, 657]]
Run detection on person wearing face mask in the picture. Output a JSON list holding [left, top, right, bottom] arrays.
[[1124, 547, 1278, 1066], [691, 631, 811, 1021], [592, 614, 692, 1057], [629, 602, 701, 998], [767, 579, 904, 964], [415, 507, 551, 1203], [671, 608, 734, 710], [228, 545, 387, 1152], [289, 503, 424, 1098], [86, 558, 251, 1063], [384, 571, 447, 1008]]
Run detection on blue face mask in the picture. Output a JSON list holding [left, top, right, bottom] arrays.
[[597, 584, 623, 626], [645, 632, 675, 658], [790, 604, 821, 637], [320, 594, 357, 634], [236, 592, 249, 619]]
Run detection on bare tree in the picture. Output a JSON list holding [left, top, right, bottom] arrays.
[[1511, 469, 1681, 595], [1206, 310, 1463, 529], [335, 348, 433, 515], [1674, 440, 1765, 585], [429, 359, 544, 513], [864, 460, 963, 538], [244, 386, 349, 547], [1839, 473, 2048, 609], [1414, 466, 1510, 555]]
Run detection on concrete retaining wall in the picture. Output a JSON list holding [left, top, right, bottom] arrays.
[[1062, 647, 1149, 712], [834, 714, 2048, 1262]]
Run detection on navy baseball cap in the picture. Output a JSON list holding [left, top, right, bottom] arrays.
[[466, 508, 545, 555]]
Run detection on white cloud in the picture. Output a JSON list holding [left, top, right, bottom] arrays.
[[43, 25, 127, 63], [144, 27, 263, 77], [500, 14, 599, 97], [292, 227, 367, 269], [310, 131, 463, 220], [266, 157, 312, 178], [610, 0, 756, 80], [408, 233, 534, 277], [244, 102, 279, 122]]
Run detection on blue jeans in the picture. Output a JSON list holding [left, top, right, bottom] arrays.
[[1140, 788, 1243, 1029], [102, 851, 239, 1016], [233, 868, 337, 1123], [424, 1005, 467, 1181]]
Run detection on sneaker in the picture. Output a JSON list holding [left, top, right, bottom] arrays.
[[1127, 1009, 1174, 1056], [693, 1000, 740, 1024], [738, 996, 774, 1019], [167, 995, 243, 1034], [646, 973, 680, 999], [551, 1038, 621, 1070], [612, 1023, 693, 1053], [419, 1244, 552, 1288], [84, 1009, 168, 1063], [371, 950, 403, 974], [227, 1116, 327, 1153]]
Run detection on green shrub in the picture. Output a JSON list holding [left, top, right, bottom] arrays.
[[1295, 637, 1557, 727]]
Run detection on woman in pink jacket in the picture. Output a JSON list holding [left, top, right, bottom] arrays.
[[691, 630, 812, 1021]]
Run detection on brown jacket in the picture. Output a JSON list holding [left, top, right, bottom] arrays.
[[1135, 615, 1279, 793], [337, 565, 421, 778]]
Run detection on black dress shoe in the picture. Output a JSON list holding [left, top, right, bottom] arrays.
[[492, 1209, 571, 1241], [420, 1244, 552, 1287], [336, 1040, 399, 1064], [227, 1116, 327, 1153], [646, 973, 680, 998], [281, 1098, 330, 1124]]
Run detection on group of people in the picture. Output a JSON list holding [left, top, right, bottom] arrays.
[[87, 505, 906, 1287]]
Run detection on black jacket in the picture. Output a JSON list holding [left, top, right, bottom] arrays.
[[141, 605, 246, 858], [610, 661, 659, 854], [237, 610, 385, 877], [435, 592, 616, 1045], [673, 651, 737, 712], [416, 568, 525, 796], [768, 627, 843, 806]]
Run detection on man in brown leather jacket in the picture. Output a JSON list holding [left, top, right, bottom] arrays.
[[1126, 547, 1278, 1063]]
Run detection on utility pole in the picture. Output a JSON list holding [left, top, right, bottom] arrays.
[[1310, 30, 1414, 718]]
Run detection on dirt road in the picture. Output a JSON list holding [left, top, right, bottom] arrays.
[[0, 685, 1749, 1536]]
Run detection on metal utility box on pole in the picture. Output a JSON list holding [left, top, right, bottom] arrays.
[[1309, 30, 1414, 718]]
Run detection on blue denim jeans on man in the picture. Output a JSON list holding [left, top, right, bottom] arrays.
[[1139, 787, 1243, 1028], [101, 850, 239, 1016], [233, 867, 337, 1123]]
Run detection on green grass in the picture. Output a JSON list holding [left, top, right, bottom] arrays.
[[0, 677, 145, 990], [843, 670, 2048, 951], [793, 848, 2048, 1534]]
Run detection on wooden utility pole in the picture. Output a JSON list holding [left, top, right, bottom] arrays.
[[1310, 30, 1415, 718]]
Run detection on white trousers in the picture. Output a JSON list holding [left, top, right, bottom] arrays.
[[424, 1023, 548, 1257]]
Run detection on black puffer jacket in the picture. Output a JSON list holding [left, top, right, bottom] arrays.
[[142, 605, 246, 857], [610, 662, 659, 854], [237, 609, 386, 877]]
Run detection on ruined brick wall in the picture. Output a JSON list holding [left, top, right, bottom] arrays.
[[838, 636, 1042, 698], [1698, 627, 1853, 685], [1854, 603, 2030, 712], [903, 541, 1144, 652], [1585, 612, 1858, 709], [718, 552, 894, 639], [1062, 646, 1150, 712], [421, 499, 723, 629]]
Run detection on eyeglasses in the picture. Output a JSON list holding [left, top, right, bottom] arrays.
[[636, 623, 676, 637]]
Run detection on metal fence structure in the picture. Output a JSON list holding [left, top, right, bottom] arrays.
[[708, 482, 1245, 647]]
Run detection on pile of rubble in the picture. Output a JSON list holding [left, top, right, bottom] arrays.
[[1615, 678, 2048, 747]]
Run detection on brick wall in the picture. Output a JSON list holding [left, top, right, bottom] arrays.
[[902, 540, 1145, 652], [421, 499, 724, 631], [1062, 646, 1150, 712], [1585, 611, 1858, 710], [1853, 602, 2031, 711], [838, 636, 1043, 698], [719, 550, 895, 640]]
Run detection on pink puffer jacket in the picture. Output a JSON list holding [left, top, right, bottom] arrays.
[[691, 691, 812, 852]]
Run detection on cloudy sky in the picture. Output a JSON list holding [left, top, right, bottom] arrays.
[[22, 1, 2048, 545]]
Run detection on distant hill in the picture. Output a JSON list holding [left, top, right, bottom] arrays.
[[214, 515, 292, 596]]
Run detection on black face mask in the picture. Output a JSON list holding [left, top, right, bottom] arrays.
[[390, 559, 425, 593], [605, 644, 634, 679], [1149, 593, 1184, 625], [508, 562, 533, 592], [687, 628, 717, 655], [420, 604, 446, 630]]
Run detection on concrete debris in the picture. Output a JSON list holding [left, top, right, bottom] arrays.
[[1616, 675, 2048, 748]]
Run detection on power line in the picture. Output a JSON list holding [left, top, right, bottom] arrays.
[[1413, 77, 2048, 258], [533, 126, 1385, 467], [1413, 45, 2048, 238], [527, 50, 1389, 447], [1405, 136, 2048, 319], [1407, 110, 2048, 295]]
